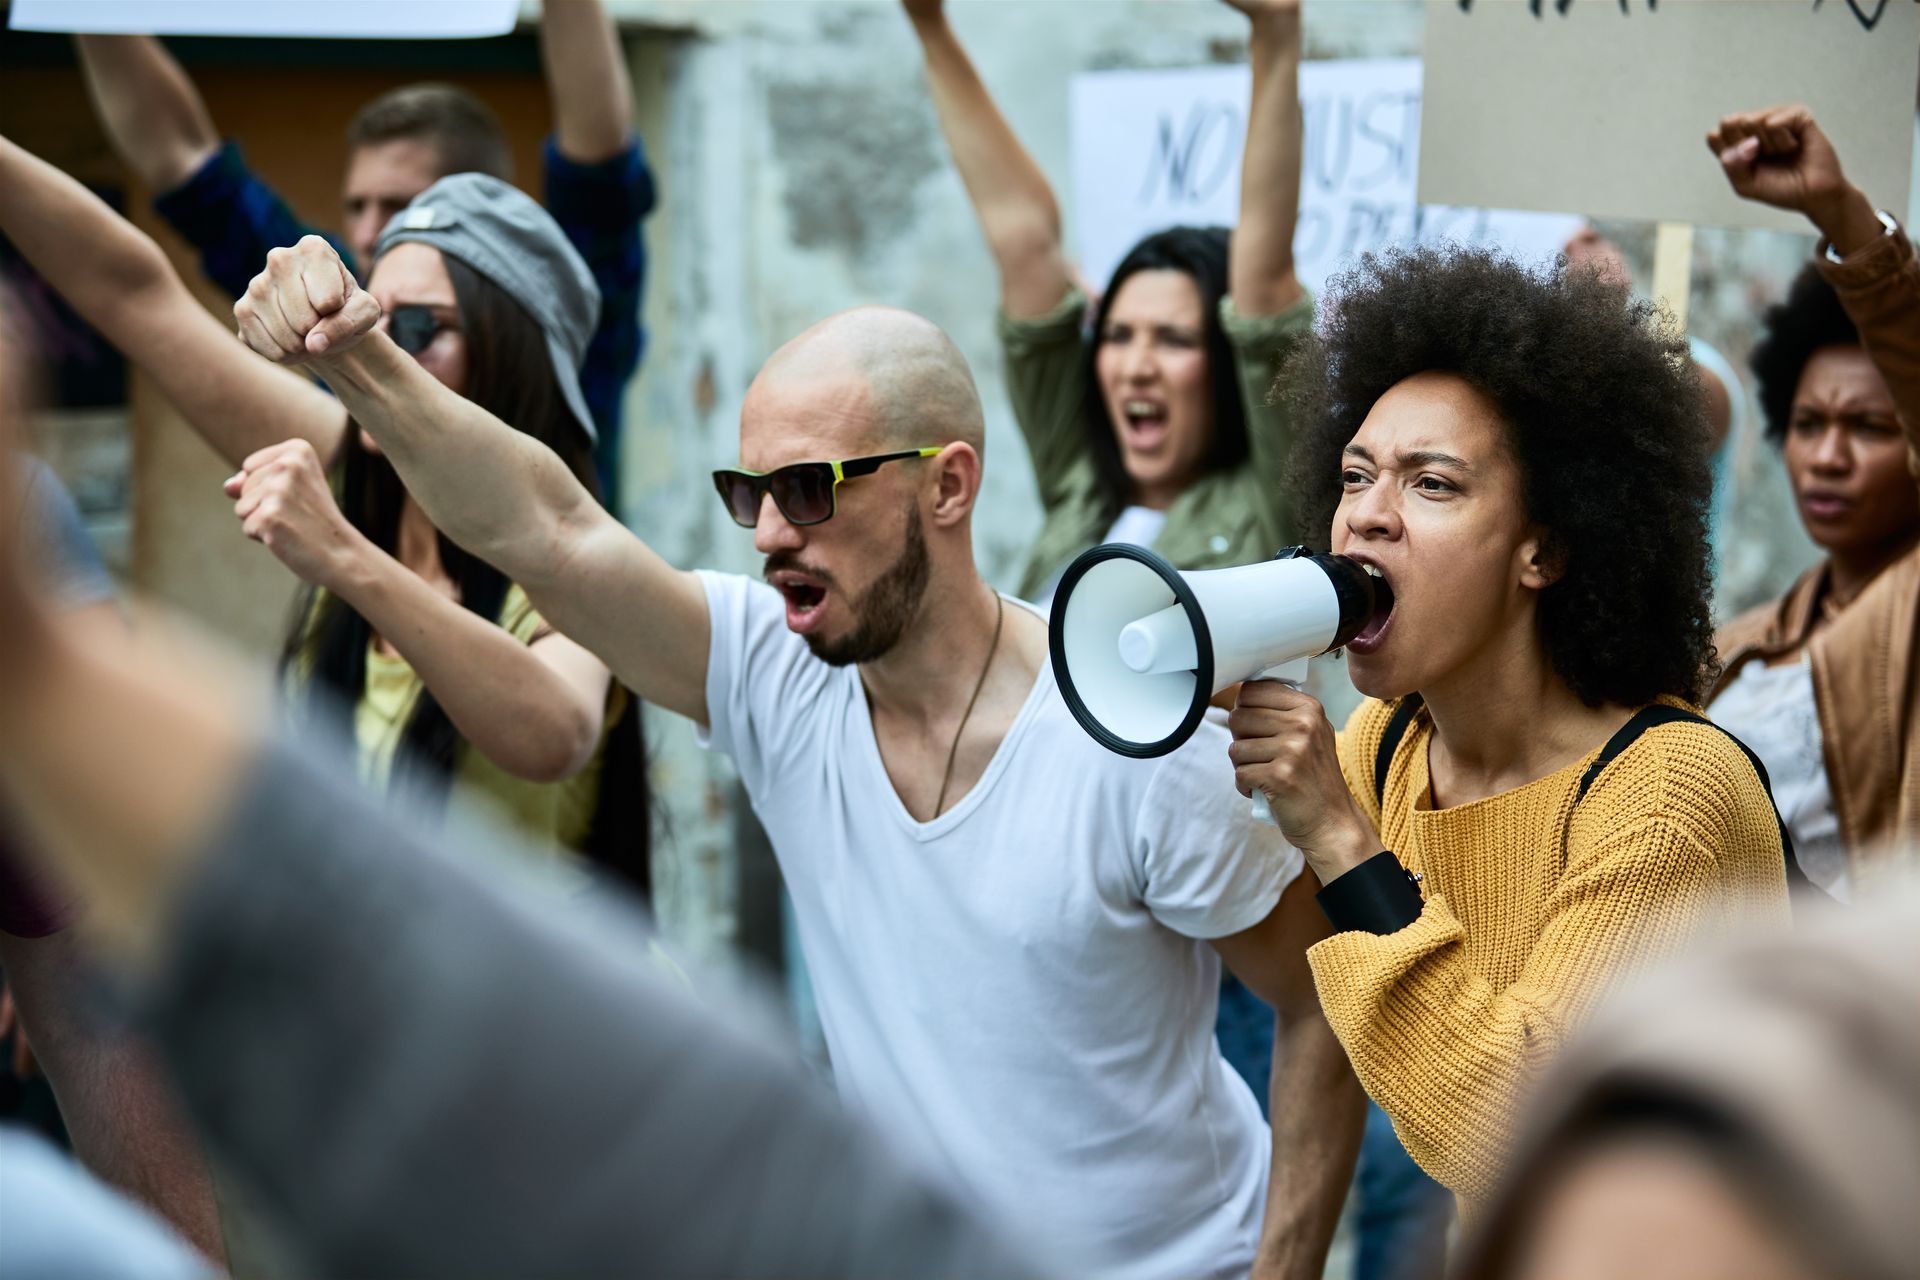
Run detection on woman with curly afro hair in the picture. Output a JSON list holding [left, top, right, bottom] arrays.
[[1222, 241, 1792, 1216], [1705, 105, 1920, 894]]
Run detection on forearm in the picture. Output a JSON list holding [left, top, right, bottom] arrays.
[[1813, 191, 1920, 469], [0, 139, 335, 466], [909, 11, 1070, 316], [1252, 1010, 1365, 1280], [1809, 181, 1888, 259], [317, 334, 591, 586], [0, 138, 186, 345], [0, 930, 225, 1264], [1306, 841, 1717, 1203], [1231, 9, 1305, 315], [73, 36, 220, 194], [540, 0, 634, 163], [0, 618, 259, 966], [330, 548, 604, 782]]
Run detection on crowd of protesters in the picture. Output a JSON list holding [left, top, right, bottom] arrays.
[[0, 1, 1914, 1277]]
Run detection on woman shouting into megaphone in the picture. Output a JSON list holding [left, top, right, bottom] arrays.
[[1225, 245, 1798, 1217]]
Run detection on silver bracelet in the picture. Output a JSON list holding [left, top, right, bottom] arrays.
[[1824, 209, 1899, 264]]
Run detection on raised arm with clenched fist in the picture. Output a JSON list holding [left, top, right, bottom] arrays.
[[234, 235, 383, 363]]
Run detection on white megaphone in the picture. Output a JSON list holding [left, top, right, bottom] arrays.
[[1049, 544, 1378, 822]]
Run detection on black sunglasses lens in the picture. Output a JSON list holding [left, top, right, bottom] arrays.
[[714, 473, 762, 528], [770, 465, 835, 525], [389, 306, 437, 355]]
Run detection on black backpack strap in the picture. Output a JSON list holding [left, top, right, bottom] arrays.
[[1577, 705, 1820, 900], [1373, 694, 1426, 811]]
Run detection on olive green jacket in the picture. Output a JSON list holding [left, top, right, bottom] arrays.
[[998, 287, 1317, 602]]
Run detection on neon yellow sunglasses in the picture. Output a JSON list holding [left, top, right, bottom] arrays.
[[712, 447, 941, 527]]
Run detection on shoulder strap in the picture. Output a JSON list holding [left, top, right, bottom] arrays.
[[1576, 705, 1820, 900], [1373, 694, 1426, 811]]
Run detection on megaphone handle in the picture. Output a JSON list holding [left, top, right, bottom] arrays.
[[1247, 656, 1312, 827]]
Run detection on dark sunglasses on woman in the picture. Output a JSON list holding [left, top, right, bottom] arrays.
[[387, 304, 459, 356], [712, 447, 941, 528]]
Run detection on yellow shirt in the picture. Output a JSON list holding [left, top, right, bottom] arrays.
[[305, 584, 618, 860], [1310, 697, 1791, 1209]]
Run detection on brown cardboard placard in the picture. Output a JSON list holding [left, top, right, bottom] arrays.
[[1418, 0, 1919, 233]]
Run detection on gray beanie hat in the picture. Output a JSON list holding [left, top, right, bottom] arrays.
[[375, 173, 601, 444]]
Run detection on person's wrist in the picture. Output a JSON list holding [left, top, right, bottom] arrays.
[[323, 528, 382, 598], [905, 8, 948, 37], [308, 326, 387, 384], [1300, 815, 1378, 884], [1247, 8, 1303, 53], [1808, 184, 1882, 257]]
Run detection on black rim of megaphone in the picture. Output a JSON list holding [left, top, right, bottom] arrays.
[[1048, 543, 1215, 759]]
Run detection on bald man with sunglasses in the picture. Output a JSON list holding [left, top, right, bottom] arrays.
[[236, 239, 1363, 1280]]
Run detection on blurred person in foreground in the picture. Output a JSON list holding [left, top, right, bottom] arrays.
[[1453, 884, 1920, 1280], [1224, 243, 1794, 1230], [0, 139, 648, 892], [1704, 105, 1920, 893], [73, 0, 653, 503], [0, 450, 1043, 1280], [0, 286, 224, 1266], [227, 230, 1365, 1277]]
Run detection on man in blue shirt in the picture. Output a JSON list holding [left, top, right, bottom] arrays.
[[73, 0, 653, 508]]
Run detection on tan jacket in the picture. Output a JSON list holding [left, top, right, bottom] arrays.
[[1713, 223, 1920, 862]]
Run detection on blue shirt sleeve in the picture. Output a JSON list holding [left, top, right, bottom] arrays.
[[543, 136, 656, 490], [18, 456, 114, 611], [152, 141, 360, 299]]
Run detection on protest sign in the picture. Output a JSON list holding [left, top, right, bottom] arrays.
[[1069, 58, 1582, 294], [8, 0, 519, 39], [1419, 0, 1918, 233]]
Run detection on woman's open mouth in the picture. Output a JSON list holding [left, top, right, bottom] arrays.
[[1346, 563, 1396, 656], [1120, 398, 1171, 454]]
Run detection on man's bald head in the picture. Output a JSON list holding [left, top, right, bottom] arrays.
[[751, 307, 985, 460]]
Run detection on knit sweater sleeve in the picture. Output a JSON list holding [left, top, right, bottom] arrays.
[[1309, 719, 1788, 1204]]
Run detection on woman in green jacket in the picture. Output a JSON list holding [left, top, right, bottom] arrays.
[[905, 0, 1314, 607]]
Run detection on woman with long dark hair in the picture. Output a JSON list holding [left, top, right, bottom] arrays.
[[0, 138, 648, 894], [904, 0, 1311, 607]]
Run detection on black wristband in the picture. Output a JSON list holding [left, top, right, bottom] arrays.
[[1316, 851, 1424, 935]]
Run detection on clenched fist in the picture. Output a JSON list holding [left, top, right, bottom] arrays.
[[1227, 680, 1378, 883], [1706, 105, 1883, 255], [224, 438, 368, 588], [234, 235, 382, 364]]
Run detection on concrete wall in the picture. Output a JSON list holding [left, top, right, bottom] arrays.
[[609, 0, 1828, 953]]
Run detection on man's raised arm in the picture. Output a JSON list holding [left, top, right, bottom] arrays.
[[238, 236, 713, 724]]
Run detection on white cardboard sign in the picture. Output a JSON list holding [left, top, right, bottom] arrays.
[[1070, 58, 1583, 296], [1419, 0, 1919, 233], [8, 0, 519, 39]]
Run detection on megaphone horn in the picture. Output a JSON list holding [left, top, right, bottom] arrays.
[[1048, 544, 1376, 760]]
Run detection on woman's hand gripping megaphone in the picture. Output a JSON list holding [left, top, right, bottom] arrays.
[[1227, 679, 1381, 885]]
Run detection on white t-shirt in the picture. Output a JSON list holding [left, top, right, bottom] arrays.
[[1708, 656, 1849, 900], [1035, 504, 1171, 611], [698, 572, 1301, 1280]]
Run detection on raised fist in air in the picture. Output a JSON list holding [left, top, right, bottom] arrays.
[[1706, 105, 1848, 219], [234, 235, 382, 364], [1707, 105, 1885, 257]]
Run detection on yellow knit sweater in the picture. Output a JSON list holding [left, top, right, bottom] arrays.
[[1308, 697, 1792, 1209]]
